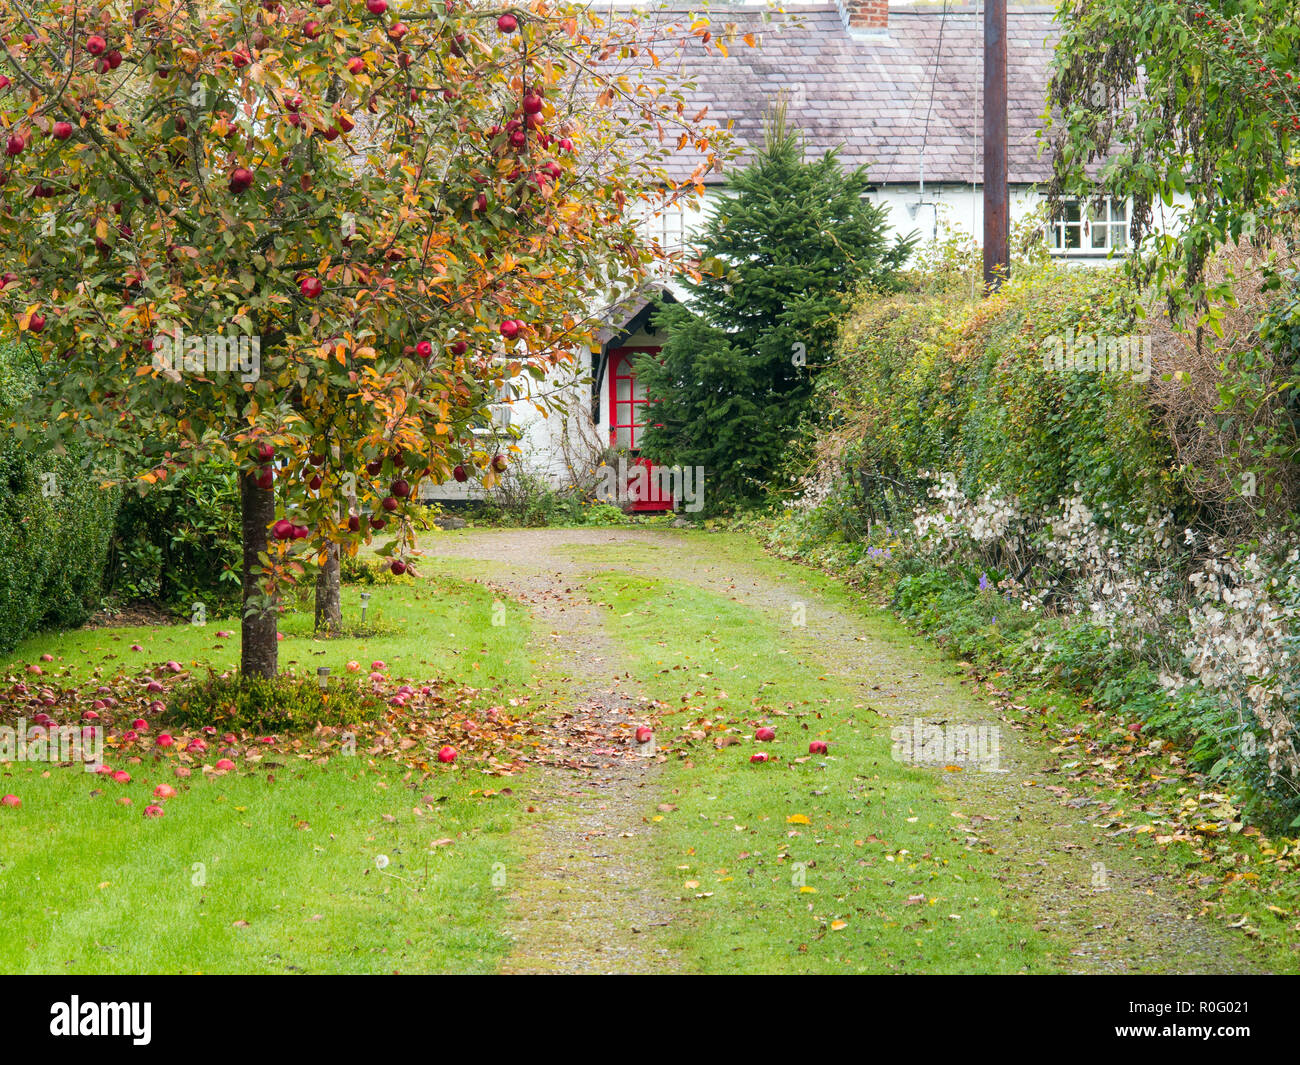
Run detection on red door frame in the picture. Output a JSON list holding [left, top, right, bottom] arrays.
[[607, 346, 673, 512]]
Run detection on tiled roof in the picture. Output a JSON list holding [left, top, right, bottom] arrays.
[[621, 4, 1059, 185]]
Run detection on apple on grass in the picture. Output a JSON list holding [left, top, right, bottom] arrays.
[[153, 784, 176, 799], [155, 733, 174, 749], [635, 726, 653, 744], [808, 740, 829, 755], [749, 752, 770, 764], [755, 726, 776, 741], [437, 745, 457, 764], [143, 804, 165, 818], [215, 758, 236, 772], [1, 794, 20, 808]]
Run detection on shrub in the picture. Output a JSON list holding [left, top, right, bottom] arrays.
[[165, 671, 387, 733], [105, 459, 242, 611], [0, 344, 118, 650]]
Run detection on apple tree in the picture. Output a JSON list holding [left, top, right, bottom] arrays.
[[0, 0, 727, 676]]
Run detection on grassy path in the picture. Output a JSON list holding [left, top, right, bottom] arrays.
[[424, 528, 1272, 974]]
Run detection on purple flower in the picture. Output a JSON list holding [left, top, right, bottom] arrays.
[[978, 572, 991, 592]]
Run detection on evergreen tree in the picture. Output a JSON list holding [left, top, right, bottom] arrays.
[[637, 107, 913, 507]]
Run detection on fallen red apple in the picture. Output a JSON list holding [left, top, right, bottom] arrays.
[[186, 739, 206, 753], [635, 726, 653, 744], [155, 733, 175, 748], [808, 740, 829, 755], [437, 745, 457, 763], [143, 804, 165, 818], [132, 718, 148, 731], [153, 783, 177, 799], [749, 752, 770, 763], [1, 794, 20, 808], [215, 758, 236, 771], [111, 770, 131, 783], [755, 727, 776, 742], [82, 710, 99, 721]]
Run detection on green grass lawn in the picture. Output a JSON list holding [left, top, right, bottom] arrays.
[[0, 572, 529, 974], [584, 569, 1058, 974], [1, 576, 529, 692]]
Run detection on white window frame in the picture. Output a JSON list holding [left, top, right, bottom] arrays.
[[1048, 196, 1129, 256]]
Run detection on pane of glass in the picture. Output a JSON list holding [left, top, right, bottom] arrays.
[[613, 424, 633, 449], [1065, 222, 1081, 249], [1111, 223, 1127, 249], [1091, 223, 1108, 249]]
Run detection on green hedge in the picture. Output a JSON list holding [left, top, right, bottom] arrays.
[[0, 345, 119, 651], [823, 263, 1180, 521]]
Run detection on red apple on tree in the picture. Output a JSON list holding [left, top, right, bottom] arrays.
[[453, 464, 469, 483], [229, 167, 254, 194], [299, 276, 323, 298], [52, 121, 73, 140], [497, 13, 517, 33], [85, 34, 107, 55]]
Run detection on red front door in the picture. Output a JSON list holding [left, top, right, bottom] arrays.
[[608, 347, 673, 512]]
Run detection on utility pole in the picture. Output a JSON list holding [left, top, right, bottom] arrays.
[[983, 0, 1008, 291]]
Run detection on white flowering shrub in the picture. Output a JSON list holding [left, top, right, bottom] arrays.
[[908, 472, 1300, 794]]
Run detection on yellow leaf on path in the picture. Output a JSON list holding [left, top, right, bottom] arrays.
[[799, 886, 817, 893], [830, 919, 848, 931], [786, 814, 810, 825]]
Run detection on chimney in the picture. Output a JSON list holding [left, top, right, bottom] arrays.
[[837, 0, 889, 33]]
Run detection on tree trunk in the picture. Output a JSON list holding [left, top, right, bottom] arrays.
[[240, 470, 278, 678], [314, 540, 342, 635]]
